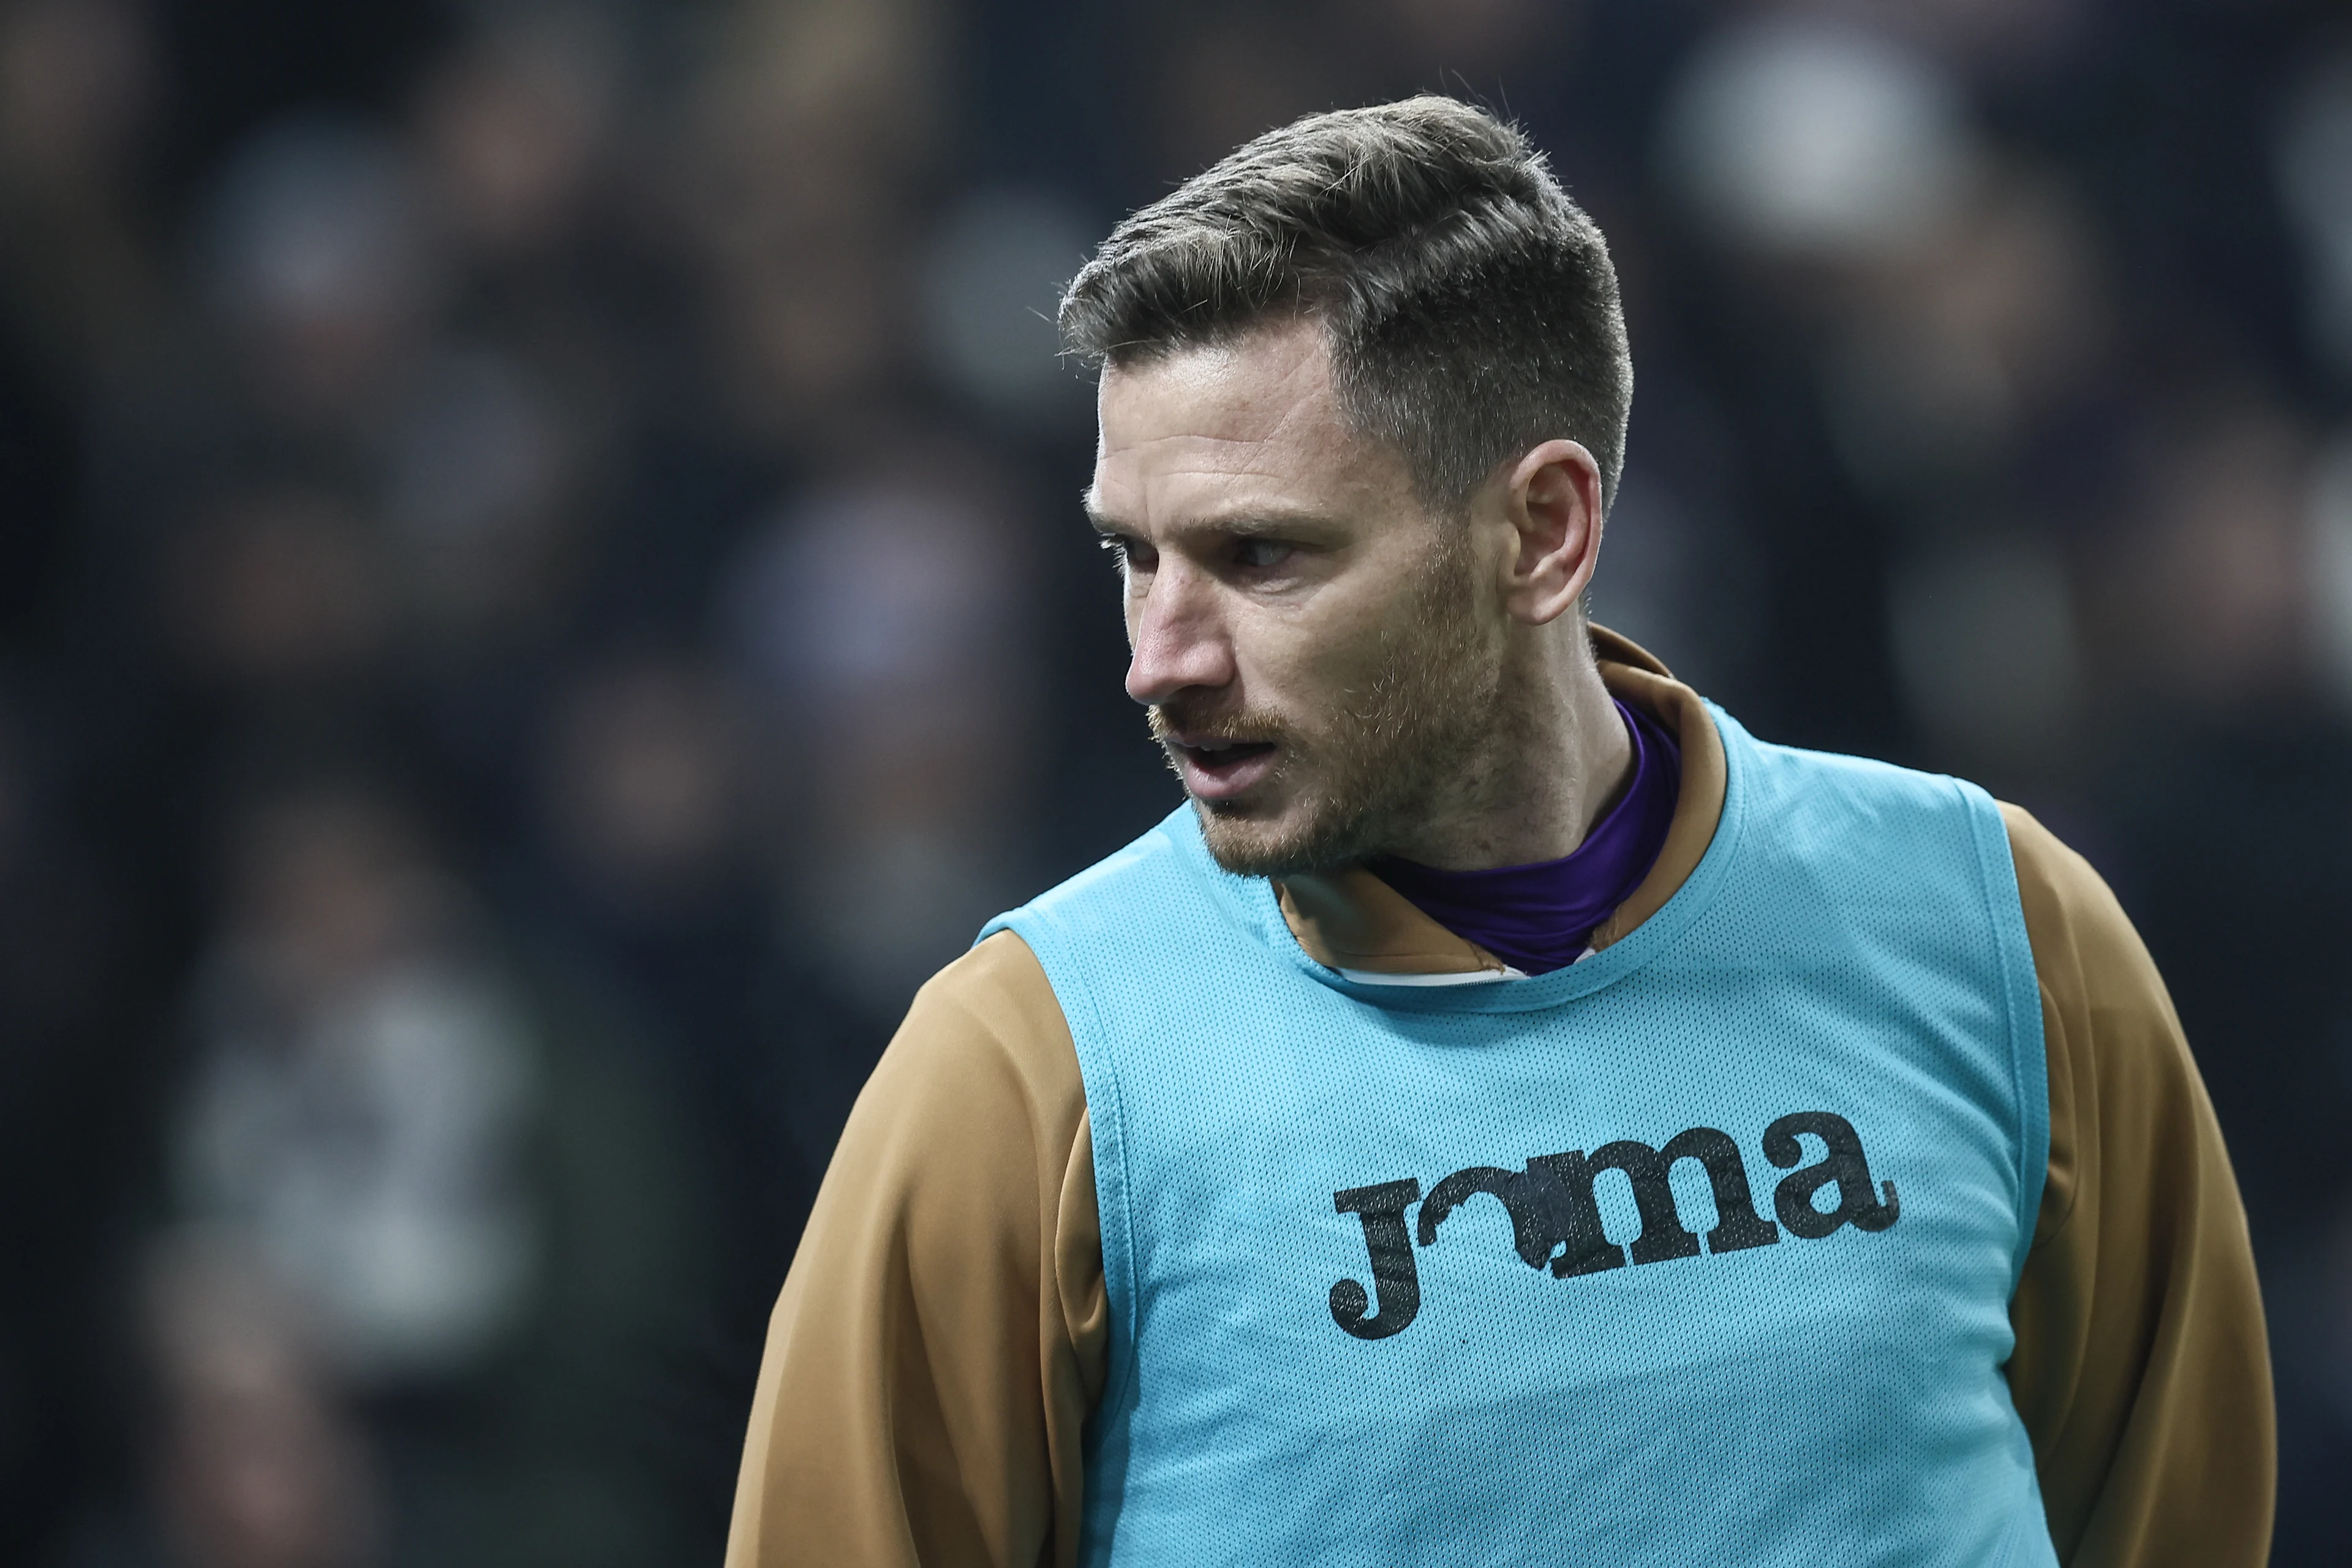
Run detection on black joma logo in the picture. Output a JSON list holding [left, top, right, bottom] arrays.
[[1329, 1110, 1899, 1340]]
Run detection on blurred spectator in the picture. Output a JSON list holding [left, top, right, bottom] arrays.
[[167, 483, 388, 692], [195, 116, 440, 434], [0, 0, 162, 651], [919, 186, 1096, 434], [69, 777, 722, 1567], [724, 450, 1043, 1020], [2279, 45, 2352, 384], [143, 1234, 383, 1568], [541, 659, 750, 926], [1661, 13, 1975, 267], [415, 11, 619, 276], [0, 0, 160, 383], [2088, 394, 2316, 709], [529, 655, 816, 1338], [1819, 171, 2110, 511], [674, 0, 943, 453], [382, 347, 581, 658], [405, 7, 646, 671], [173, 786, 540, 1387], [1850, 170, 2111, 783]]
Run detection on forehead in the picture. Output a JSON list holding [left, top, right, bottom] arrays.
[[1088, 321, 1409, 527]]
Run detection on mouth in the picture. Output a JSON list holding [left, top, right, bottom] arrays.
[[1164, 733, 1281, 802]]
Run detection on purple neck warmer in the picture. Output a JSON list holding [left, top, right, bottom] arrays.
[[1370, 699, 1681, 976]]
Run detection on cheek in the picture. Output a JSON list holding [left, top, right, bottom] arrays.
[[1233, 601, 1382, 712]]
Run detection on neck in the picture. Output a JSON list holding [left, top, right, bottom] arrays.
[[1385, 620, 1634, 871]]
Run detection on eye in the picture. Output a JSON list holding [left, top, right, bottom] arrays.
[[1235, 538, 1295, 570], [1099, 533, 1156, 576]]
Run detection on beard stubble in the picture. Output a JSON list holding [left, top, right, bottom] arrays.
[[1157, 526, 1504, 877]]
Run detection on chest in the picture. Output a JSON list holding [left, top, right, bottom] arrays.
[[1107, 953, 2029, 1381]]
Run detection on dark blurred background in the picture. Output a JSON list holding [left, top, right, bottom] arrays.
[[1, 0, 2347, 1562]]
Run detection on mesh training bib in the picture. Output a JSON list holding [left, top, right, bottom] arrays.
[[980, 706, 2054, 1567]]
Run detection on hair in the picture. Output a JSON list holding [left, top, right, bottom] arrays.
[[1059, 96, 1632, 512]]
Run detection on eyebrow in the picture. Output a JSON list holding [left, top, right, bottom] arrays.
[[1081, 500, 1344, 540]]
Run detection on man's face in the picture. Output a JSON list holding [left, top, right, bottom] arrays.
[[1088, 319, 1504, 875]]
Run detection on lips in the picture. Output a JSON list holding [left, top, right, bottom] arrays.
[[1166, 734, 1280, 801]]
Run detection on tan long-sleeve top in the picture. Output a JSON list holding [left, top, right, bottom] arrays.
[[726, 633, 2275, 1568]]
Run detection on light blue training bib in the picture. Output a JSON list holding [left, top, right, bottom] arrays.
[[981, 704, 2054, 1567]]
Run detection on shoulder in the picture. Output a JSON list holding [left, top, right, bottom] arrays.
[[1738, 730, 1980, 824], [1728, 730, 1998, 889], [1996, 802, 2207, 1247], [1997, 802, 2174, 1026], [872, 929, 1078, 1104], [848, 932, 1084, 1188]]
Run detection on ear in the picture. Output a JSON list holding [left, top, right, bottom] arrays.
[[1496, 440, 1605, 626]]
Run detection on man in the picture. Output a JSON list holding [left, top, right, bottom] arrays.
[[728, 98, 2272, 1566]]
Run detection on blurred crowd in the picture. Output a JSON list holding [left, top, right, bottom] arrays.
[[1, 0, 2348, 1562]]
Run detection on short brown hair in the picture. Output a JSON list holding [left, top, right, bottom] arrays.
[[1059, 96, 1633, 510]]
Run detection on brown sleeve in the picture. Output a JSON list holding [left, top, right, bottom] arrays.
[[724, 930, 1107, 1568], [2002, 804, 2275, 1566]]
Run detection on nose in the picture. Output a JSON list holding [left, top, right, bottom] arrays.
[[1125, 565, 1236, 707]]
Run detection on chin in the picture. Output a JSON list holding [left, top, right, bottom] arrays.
[[1192, 794, 1370, 879]]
